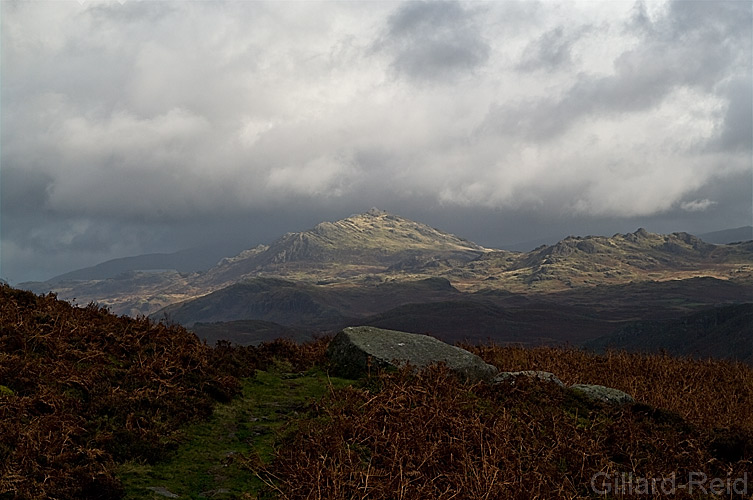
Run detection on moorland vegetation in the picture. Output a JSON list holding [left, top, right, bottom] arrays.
[[1, 284, 752, 499]]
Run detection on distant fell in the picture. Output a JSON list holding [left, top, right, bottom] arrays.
[[20, 212, 753, 322], [699, 226, 753, 245], [468, 228, 753, 292], [200, 208, 488, 287], [41, 245, 234, 284]]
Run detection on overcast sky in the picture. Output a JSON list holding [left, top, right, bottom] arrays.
[[2, 0, 751, 284]]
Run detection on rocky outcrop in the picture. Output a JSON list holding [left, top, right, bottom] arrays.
[[493, 370, 565, 388], [494, 372, 635, 406], [570, 384, 635, 405], [326, 326, 498, 382], [327, 327, 638, 407]]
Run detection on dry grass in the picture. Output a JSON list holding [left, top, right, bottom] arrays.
[[470, 344, 753, 432], [255, 347, 753, 499], [0, 284, 332, 500], [3, 283, 752, 499], [0, 285, 239, 500]]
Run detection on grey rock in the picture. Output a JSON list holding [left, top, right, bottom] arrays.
[[326, 326, 498, 382], [493, 370, 565, 388], [146, 486, 179, 498], [570, 384, 635, 405]]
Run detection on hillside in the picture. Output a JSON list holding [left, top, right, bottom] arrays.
[[259, 349, 753, 499], [157, 277, 462, 329], [586, 303, 753, 364], [155, 274, 753, 350], [0, 285, 242, 499], [4, 284, 753, 500]]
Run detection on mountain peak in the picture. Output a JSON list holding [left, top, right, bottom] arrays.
[[201, 211, 487, 286], [364, 207, 388, 217]]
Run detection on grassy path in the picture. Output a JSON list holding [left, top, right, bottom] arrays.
[[118, 367, 352, 499]]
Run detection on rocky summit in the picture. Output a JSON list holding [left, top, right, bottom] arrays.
[[200, 208, 489, 287]]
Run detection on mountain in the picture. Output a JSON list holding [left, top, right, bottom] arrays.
[[585, 303, 753, 364], [499, 236, 561, 252], [21, 270, 199, 317], [454, 228, 753, 293], [197, 208, 489, 288], [48, 247, 229, 283], [699, 226, 753, 245], [20, 211, 753, 349], [21, 209, 492, 316]]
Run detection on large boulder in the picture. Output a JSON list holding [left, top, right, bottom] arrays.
[[326, 326, 498, 382]]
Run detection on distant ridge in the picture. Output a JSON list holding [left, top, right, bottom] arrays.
[[43, 246, 230, 283], [19, 211, 753, 325], [698, 226, 753, 245]]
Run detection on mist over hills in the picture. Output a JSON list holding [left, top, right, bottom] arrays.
[[19, 209, 753, 353]]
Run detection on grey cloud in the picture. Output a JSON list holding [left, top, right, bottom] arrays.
[[517, 25, 591, 72], [482, 0, 750, 142], [627, 1, 652, 34], [680, 199, 717, 213], [674, 169, 752, 228], [379, 1, 490, 82], [87, 1, 176, 24], [710, 75, 753, 154], [1, 166, 54, 214], [664, 0, 752, 40]]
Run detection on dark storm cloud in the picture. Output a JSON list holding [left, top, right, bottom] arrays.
[[1, 167, 53, 214], [378, 1, 490, 82], [711, 75, 753, 154]]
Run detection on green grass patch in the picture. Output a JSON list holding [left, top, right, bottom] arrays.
[[117, 366, 353, 499]]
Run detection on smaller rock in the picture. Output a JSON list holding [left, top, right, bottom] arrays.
[[146, 486, 179, 498], [570, 384, 635, 405], [492, 370, 565, 388]]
